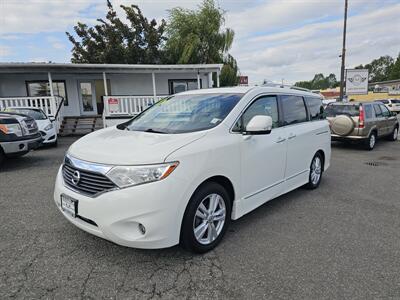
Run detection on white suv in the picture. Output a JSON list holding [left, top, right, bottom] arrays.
[[54, 86, 331, 253]]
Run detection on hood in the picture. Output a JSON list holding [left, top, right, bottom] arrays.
[[68, 126, 206, 165], [35, 119, 51, 130]]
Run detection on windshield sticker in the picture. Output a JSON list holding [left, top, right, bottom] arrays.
[[210, 118, 221, 124]]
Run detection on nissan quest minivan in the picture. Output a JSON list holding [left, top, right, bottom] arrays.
[[54, 86, 331, 253]]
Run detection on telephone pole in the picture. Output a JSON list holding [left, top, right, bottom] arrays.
[[339, 0, 348, 101]]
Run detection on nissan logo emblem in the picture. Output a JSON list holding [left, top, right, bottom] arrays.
[[72, 170, 81, 185]]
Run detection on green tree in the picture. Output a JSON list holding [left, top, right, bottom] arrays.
[[66, 1, 166, 64], [364, 55, 394, 82], [164, 0, 238, 86], [388, 53, 400, 80], [295, 73, 338, 90]]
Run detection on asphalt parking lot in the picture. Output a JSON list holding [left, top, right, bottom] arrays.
[[1, 136, 400, 299]]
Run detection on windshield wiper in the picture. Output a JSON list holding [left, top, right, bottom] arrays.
[[144, 128, 168, 134]]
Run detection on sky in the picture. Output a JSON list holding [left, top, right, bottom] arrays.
[[0, 0, 399, 84]]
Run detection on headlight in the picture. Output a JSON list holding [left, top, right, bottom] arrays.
[[0, 123, 23, 136], [106, 162, 179, 188], [44, 123, 54, 131], [20, 121, 30, 135]]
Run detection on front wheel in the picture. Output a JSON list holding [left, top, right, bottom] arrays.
[[388, 127, 398, 141], [304, 153, 323, 189], [181, 182, 231, 253]]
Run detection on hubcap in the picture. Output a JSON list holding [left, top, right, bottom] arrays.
[[193, 193, 226, 245], [311, 156, 322, 185], [370, 134, 376, 148]]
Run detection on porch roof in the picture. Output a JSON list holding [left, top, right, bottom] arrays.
[[0, 62, 223, 74]]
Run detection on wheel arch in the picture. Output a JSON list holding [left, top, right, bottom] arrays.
[[195, 175, 235, 206], [315, 149, 325, 171]]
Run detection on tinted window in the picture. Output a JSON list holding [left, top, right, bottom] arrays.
[[305, 97, 324, 120], [380, 104, 391, 117], [373, 104, 383, 117], [325, 104, 360, 117], [281, 95, 307, 125], [234, 96, 279, 131], [391, 99, 400, 104], [363, 105, 373, 119], [122, 93, 242, 134]]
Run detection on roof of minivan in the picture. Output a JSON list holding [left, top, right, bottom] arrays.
[[178, 86, 322, 98]]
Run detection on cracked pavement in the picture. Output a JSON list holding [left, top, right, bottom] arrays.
[[1, 136, 400, 299]]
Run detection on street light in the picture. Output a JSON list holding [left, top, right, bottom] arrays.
[[339, 0, 348, 101]]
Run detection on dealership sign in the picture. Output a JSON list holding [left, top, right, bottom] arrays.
[[346, 69, 369, 95], [238, 76, 249, 85], [108, 98, 119, 113]]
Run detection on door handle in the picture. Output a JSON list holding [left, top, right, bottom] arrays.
[[288, 133, 297, 140], [276, 137, 286, 143]]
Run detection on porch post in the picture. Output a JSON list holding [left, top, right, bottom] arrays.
[[216, 70, 220, 88], [208, 72, 213, 88], [152, 72, 157, 101], [103, 72, 108, 96], [48, 72, 54, 97], [197, 71, 201, 89]]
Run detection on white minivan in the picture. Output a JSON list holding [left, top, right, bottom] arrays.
[[54, 86, 331, 253]]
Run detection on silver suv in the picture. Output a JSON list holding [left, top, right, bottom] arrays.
[[325, 102, 399, 150]]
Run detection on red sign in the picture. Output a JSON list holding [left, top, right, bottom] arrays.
[[108, 98, 119, 105], [238, 76, 248, 85]]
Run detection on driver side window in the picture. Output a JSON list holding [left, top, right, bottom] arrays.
[[233, 96, 279, 131]]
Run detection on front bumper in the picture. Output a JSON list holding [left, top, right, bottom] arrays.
[[53, 166, 189, 249], [1, 134, 42, 156], [40, 127, 57, 144]]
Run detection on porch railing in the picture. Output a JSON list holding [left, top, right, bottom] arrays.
[[0, 96, 64, 132], [103, 95, 167, 117]]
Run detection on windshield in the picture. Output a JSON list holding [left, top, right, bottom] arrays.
[[5, 108, 47, 120], [121, 93, 243, 134], [325, 104, 360, 117]]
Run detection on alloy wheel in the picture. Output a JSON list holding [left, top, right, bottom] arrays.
[[369, 134, 376, 149], [193, 193, 226, 245], [310, 156, 322, 185]]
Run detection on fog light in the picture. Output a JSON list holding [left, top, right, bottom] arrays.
[[138, 223, 146, 235]]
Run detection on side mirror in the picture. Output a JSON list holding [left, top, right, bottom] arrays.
[[49, 116, 56, 122], [244, 115, 273, 135]]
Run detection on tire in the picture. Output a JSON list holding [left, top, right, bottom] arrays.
[[388, 126, 398, 141], [304, 152, 323, 189], [364, 131, 377, 150], [180, 182, 231, 253], [0, 148, 5, 165]]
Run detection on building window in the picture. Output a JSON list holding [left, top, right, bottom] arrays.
[[26, 80, 68, 106], [169, 79, 202, 95]]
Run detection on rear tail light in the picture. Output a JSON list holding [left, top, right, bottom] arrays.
[[359, 105, 365, 128]]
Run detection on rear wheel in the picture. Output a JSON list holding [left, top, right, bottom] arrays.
[[364, 132, 377, 150], [305, 153, 323, 189], [181, 182, 231, 253]]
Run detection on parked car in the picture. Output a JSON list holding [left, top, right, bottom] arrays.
[[0, 112, 42, 165], [326, 102, 399, 150], [54, 86, 331, 253], [374, 99, 400, 114], [4, 107, 57, 146]]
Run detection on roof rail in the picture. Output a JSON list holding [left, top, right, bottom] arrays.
[[261, 82, 312, 93]]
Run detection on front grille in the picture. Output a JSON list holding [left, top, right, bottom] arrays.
[[62, 162, 117, 196]]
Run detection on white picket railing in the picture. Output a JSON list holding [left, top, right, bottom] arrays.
[[0, 96, 63, 132], [103, 95, 167, 116]]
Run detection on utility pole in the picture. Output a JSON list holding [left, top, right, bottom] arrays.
[[339, 0, 348, 101]]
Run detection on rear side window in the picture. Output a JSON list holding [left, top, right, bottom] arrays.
[[281, 95, 307, 125], [363, 105, 373, 119], [373, 104, 383, 117], [392, 99, 400, 104], [325, 104, 359, 117], [305, 97, 324, 120]]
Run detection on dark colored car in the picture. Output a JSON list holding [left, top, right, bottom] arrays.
[[0, 112, 42, 164]]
